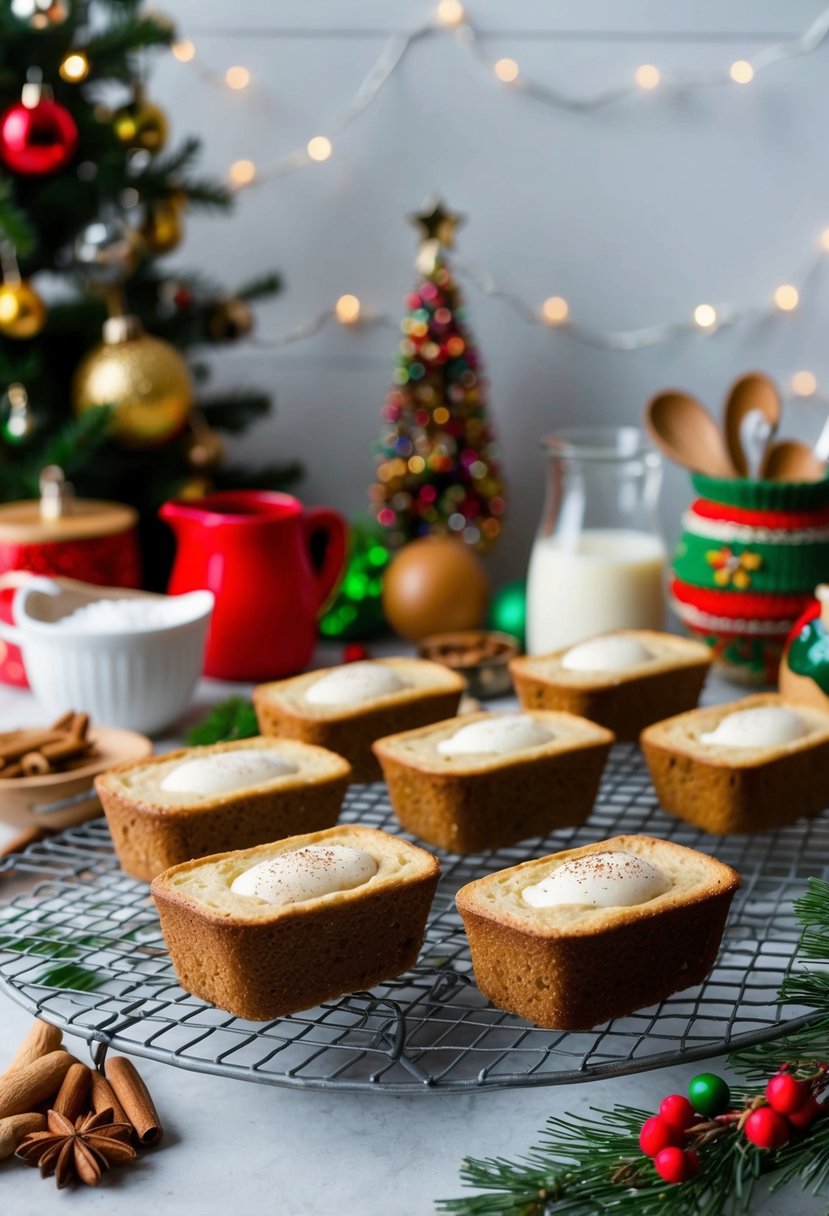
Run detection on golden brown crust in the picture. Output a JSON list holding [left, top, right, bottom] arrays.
[[509, 631, 710, 742], [456, 835, 739, 1030], [96, 738, 351, 881], [151, 825, 440, 1020], [373, 712, 613, 853], [641, 694, 829, 834], [253, 682, 464, 782]]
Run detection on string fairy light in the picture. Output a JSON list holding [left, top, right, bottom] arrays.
[[792, 370, 818, 396], [59, 51, 89, 82], [224, 66, 250, 90], [228, 158, 256, 185], [307, 136, 332, 162], [244, 227, 829, 355], [174, 3, 829, 190]]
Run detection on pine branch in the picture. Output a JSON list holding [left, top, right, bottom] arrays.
[[198, 391, 272, 433], [83, 16, 174, 71], [215, 461, 304, 492], [0, 181, 36, 256], [37, 407, 113, 484], [235, 273, 283, 302]]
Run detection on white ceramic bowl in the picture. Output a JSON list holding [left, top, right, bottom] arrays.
[[0, 577, 214, 734]]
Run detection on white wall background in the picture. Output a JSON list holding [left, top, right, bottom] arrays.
[[150, 0, 829, 581]]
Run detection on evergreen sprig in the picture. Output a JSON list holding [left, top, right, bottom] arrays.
[[441, 877, 829, 1215]]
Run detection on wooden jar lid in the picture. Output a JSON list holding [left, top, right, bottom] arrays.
[[0, 499, 138, 545]]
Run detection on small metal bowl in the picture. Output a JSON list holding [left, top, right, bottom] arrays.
[[417, 630, 519, 700]]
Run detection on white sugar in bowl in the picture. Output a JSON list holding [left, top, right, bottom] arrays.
[[0, 576, 214, 734]]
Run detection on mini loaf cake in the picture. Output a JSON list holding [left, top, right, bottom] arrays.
[[509, 630, 711, 741], [373, 710, 614, 853], [151, 824, 440, 1020], [641, 693, 829, 834], [96, 736, 351, 881], [253, 658, 465, 782], [456, 834, 740, 1030]]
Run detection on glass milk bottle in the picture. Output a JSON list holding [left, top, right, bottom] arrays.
[[526, 427, 665, 654]]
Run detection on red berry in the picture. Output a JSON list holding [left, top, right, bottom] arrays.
[[654, 1147, 699, 1184], [765, 1073, 809, 1115], [788, 1098, 822, 1130], [744, 1107, 791, 1149], [659, 1094, 697, 1133], [342, 643, 370, 663], [639, 1116, 682, 1157]]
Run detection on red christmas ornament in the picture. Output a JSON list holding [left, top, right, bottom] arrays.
[[659, 1094, 697, 1133], [744, 1107, 791, 1150], [765, 1072, 809, 1116], [639, 1116, 681, 1158], [342, 642, 370, 663], [653, 1147, 699, 1184], [0, 94, 78, 175], [788, 1098, 822, 1130]]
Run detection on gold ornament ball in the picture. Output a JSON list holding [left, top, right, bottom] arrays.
[[0, 281, 47, 340], [206, 297, 253, 343], [382, 536, 490, 641], [72, 329, 193, 449], [140, 195, 185, 255], [112, 100, 168, 154]]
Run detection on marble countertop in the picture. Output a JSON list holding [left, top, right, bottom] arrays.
[[0, 669, 825, 1215]]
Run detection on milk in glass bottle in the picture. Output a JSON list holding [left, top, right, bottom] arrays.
[[526, 427, 665, 653]]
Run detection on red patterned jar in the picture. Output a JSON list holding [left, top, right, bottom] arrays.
[[0, 495, 140, 686], [670, 474, 829, 684]]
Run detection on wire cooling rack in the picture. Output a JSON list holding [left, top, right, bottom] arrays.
[[0, 743, 824, 1094]]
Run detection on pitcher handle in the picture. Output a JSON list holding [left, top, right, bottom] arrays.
[[0, 572, 62, 644], [302, 507, 348, 611]]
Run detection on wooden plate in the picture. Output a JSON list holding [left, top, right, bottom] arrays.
[[0, 726, 152, 833]]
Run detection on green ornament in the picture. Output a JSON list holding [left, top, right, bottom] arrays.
[[319, 518, 391, 642], [688, 1072, 731, 1117], [486, 579, 526, 649]]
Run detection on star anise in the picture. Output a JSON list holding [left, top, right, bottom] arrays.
[[16, 1107, 136, 1188]]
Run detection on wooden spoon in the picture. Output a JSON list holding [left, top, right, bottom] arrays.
[[723, 372, 780, 477], [761, 440, 826, 482], [645, 391, 737, 478]]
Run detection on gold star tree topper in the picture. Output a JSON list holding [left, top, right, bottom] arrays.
[[409, 199, 465, 274]]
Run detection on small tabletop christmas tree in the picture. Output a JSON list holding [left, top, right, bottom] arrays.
[[0, 0, 300, 582], [370, 201, 506, 554]]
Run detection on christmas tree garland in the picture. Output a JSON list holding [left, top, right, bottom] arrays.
[[440, 878, 829, 1215]]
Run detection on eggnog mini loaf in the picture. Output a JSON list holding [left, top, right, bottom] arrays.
[[152, 824, 440, 1020], [253, 658, 465, 782], [373, 710, 614, 853], [456, 835, 740, 1030], [509, 630, 711, 741], [641, 693, 829, 834], [96, 737, 351, 881]]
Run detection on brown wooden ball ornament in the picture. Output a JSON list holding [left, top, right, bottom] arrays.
[[382, 536, 490, 641]]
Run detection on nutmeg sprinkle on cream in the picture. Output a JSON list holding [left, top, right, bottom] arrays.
[[230, 845, 378, 906], [522, 851, 671, 909]]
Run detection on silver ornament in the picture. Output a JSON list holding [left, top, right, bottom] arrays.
[[73, 212, 137, 287]]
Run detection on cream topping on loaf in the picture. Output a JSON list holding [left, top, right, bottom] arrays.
[[699, 705, 809, 749], [160, 749, 298, 795], [561, 634, 654, 673], [521, 851, 671, 908], [304, 662, 408, 707], [229, 844, 377, 905], [436, 714, 554, 757]]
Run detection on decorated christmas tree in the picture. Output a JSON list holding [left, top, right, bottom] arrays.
[[370, 201, 506, 554], [0, 0, 300, 581]]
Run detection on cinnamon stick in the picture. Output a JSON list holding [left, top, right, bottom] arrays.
[[105, 1057, 163, 1146], [0, 762, 22, 778], [70, 712, 89, 740], [0, 1112, 46, 1160], [52, 1061, 91, 1123], [0, 731, 64, 762], [49, 711, 75, 732], [0, 1050, 74, 1118], [89, 1070, 129, 1127], [21, 751, 52, 776], [40, 737, 92, 763], [3, 1019, 62, 1075]]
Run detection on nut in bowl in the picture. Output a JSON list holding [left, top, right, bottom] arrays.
[[417, 630, 519, 700], [0, 575, 213, 734]]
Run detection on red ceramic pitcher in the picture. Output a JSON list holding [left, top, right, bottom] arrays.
[[160, 490, 347, 681]]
